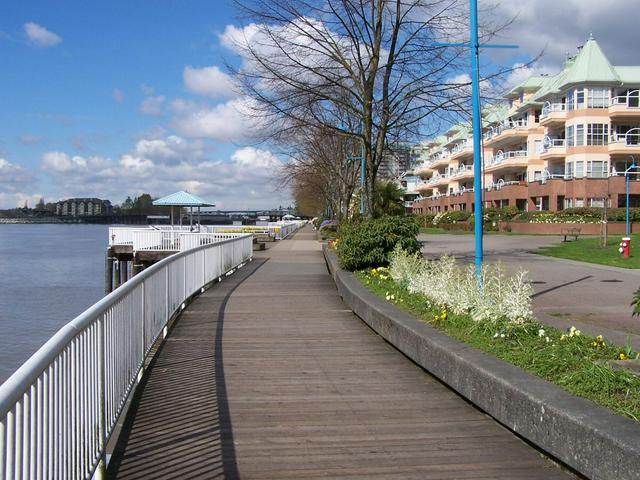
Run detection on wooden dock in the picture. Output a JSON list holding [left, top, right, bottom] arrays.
[[107, 227, 575, 479]]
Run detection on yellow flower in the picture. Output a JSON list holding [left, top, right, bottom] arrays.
[[619, 353, 627, 360]]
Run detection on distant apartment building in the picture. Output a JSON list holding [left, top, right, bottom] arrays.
[[56, 198, 112, 217], [378, 144, 412, 179], [411, 35, 640, 214]]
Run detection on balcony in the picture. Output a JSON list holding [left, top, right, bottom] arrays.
[[609, 91, 640, 118], [540, 102, 567, 126], [450, 140, 473, 160], [482, 119, 530, 147], [451, 164, 473, 178], [540, 136, 566, 159], [430, 150, 451, 168], [485, 150, 528, 171], [609, 129, 640, 155]]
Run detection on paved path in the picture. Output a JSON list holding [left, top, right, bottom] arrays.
[[419, 233, 640, 349], [108, 227, 574, 479]]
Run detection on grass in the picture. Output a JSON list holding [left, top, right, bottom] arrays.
[[534, 233, 640, 269], [356, 267, 640, 421]]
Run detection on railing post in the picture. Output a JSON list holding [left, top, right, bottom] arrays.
[[95, 315, 106, 479], [139, 281, 145, 382]]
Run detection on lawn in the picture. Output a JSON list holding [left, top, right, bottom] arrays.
[[534, 233, 640, 269]]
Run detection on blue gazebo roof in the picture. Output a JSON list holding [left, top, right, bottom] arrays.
[[152, 191, 215, 207]]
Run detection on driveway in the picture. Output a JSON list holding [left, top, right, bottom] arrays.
[[419, 233, 640, 349]]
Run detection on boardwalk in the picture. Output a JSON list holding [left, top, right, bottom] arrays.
[[108, 227, 575, 479]]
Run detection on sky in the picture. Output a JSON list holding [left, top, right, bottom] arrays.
[[0, 0, 638, 209]]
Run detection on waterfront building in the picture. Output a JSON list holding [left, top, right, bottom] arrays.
[[412, 35, 640, 214], [56, 197, 113, 216], [379, 143, 412, 179]]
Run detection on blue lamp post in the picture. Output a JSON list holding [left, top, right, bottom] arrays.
[[437, 0, 517, 281]]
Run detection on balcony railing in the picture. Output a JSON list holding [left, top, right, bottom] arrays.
[[451, 165, 473, 177], [610, 129, 640, 147], [611, 90, 640, 108], [541, 136, 566, 153], [486, 150, 528, 166], [482, 119, 529, 141], [451, 140, 470, 154], [541, 102, 567, 118]]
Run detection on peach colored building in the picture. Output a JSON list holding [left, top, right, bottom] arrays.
[[411, 35, 640, 214]]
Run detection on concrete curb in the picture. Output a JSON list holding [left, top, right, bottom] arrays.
[[324, 246, 640, 480]]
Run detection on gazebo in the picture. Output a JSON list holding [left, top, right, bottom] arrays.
[[152, 191, 215, 230]]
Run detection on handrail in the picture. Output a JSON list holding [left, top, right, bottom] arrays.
[[610, 89, 640, 107], [541, 101, 566, 118], [610, 129, 640, 146], [0, 233, 254, 478]]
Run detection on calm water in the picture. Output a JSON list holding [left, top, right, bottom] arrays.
[[0, 224, 107, 384]]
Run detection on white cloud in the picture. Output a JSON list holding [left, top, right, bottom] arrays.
[[219, 24, 260, 54], [112, 88, 126, 103], [140, 95, 166, 116], [183, 65, 237, 99], [171, 97, 263, 142], [24, 22, 61, 48], [17, 133, 47, 145], [35, 141, 289, 210]]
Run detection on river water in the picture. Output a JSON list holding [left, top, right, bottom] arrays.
[[0, 224, 107, 384]]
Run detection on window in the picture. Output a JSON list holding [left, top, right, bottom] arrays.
[[575, 198, 584, 207], [575, 161, 584, 178], [566, 125, 575, 147], [589, 198, 605, 207], [587, 160, 608, 178], [567, 89, 574, 111], [587, 123, 609, 145], [534, 109, 541, 123], [564, 198, 574, 209], [576, 124, 584, 146], [588, 87, 609, 108], [566, 161, 574, 178], [576, 88, 585, 109]]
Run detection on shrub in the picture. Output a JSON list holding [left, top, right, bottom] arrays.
[[336, 216, 421, 271], [319, 223, 338, 239], [432, 210, 470, 226], [389, 247, 533, 324], [483, 206, 521, 223], [414, 213, 436, 227]]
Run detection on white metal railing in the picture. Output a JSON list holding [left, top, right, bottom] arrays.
[[451, 140, 470, 154], [452, 165, 473, 177], [483, 119, 529, 141], [611, 90, 640, 108], [486, 150, 528, 166], [0, 233, 253, 479], [610, 129, 640, 147], [541, 102, 567, 118], [109, 221, 306, 249], [542, 136, 566, 152]]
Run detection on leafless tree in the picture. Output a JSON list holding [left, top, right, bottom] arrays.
[[282, 125, 361, 219], [230, 0, 513, 217]]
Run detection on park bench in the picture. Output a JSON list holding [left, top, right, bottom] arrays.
[[561, 227, 581, 242]]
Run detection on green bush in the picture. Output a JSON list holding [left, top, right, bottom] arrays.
[[414, 213, 436, 227], [336, 216, 421, 271]]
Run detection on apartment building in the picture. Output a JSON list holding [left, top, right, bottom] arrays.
[[412, 35, 640, 214], [56, 198, 112, 217]]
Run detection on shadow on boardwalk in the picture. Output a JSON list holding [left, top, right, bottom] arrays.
[[107, 259, 266, 480]]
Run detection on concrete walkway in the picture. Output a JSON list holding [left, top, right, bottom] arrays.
[[108, 227, 574, 479], [419, 233, 640, 349]]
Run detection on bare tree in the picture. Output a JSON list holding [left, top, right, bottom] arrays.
[[282, 125, 361, 220], [229, 0, 512, 217]]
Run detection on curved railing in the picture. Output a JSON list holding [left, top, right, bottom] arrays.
[[0, 233, 253, 479]]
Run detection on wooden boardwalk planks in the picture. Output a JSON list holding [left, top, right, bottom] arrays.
[[108, 227, 575, 479]]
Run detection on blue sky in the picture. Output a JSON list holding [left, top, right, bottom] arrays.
[[0, 0, 636, 209]]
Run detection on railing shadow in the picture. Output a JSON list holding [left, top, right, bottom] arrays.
[[107, 258, 267, 479]]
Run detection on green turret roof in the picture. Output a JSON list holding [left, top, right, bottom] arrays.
[[563, 35, 619, 85]]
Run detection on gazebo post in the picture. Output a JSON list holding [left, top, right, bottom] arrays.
[[189, 206, 193, 230], [198, 206, 201, 230]]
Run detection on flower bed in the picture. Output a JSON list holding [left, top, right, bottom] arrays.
[[356, 249, 640, 421]]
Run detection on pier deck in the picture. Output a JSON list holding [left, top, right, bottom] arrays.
[[107, 227, 574, 479]]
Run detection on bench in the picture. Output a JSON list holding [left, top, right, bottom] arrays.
[[561, 227, 581, 242]]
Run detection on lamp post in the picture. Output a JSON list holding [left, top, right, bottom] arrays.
[[436, 1, 517, 282]]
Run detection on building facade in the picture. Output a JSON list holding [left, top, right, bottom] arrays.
[[412, 36, 640, 214], [56, 198, 112, 217]]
